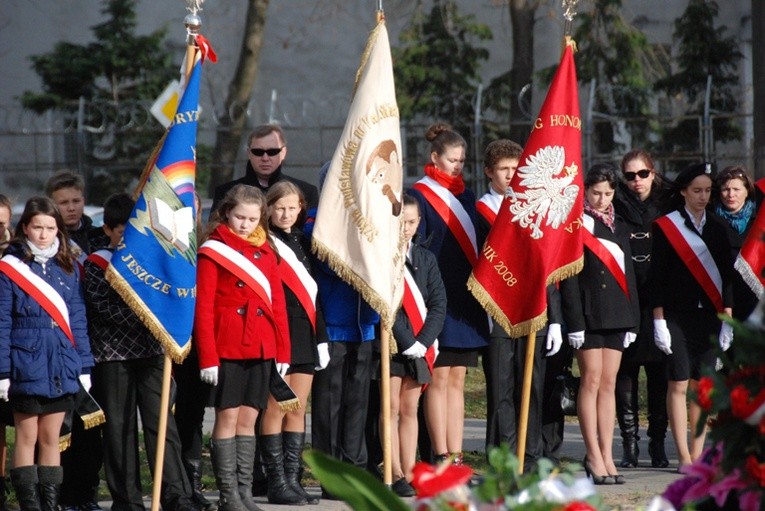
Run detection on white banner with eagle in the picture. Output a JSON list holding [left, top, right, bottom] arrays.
[[311, 18, 405, 330]]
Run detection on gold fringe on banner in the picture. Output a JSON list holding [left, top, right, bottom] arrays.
[[352, 20, 384, 98], [311, 237, 397, 348], [81, 410, 106, 430], [278, 398, 301, 413], [58, 433, 72, 452], [105, 266, 192, 364], [735, 257, 765, 300], [547, 256, 584, 285], [467, 274, 548, 338]]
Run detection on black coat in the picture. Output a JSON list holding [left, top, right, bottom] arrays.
[[271, 227, 328, 366], [649, 209, 734, 313], [213, 162, 319, 214], [392, 239, 446, 353], [613, 184, 665, 361], [718, 208, 758, 321], [561, 213, 640, 334]]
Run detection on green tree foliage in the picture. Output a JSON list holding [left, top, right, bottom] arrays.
[[573, 0, 666, 155], [19, 0, 178, 203], [20, 0, 174, 109], [392, 0, 491, 128], [654, 0, 742, 160]]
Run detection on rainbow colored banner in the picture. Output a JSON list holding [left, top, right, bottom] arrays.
[[106, 49, 203, 362]]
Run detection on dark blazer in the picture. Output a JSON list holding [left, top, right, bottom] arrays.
[[717, 203, 759, 321], [271, 227, 328, 366], [392, 239, 446, 352], [649, 208, 734, 313], [408, 185, 489, 349], [561, 213, 640, 333]]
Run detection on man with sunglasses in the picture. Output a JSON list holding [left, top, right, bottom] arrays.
[[212, 124, 319, 227]]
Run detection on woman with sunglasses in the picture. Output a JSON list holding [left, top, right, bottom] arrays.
[[650, 162, 734, 470], [612, 150, 670, 469], [714, 165, 759, 321]]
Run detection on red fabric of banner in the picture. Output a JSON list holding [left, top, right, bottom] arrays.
[[468, 43, 584, 337]]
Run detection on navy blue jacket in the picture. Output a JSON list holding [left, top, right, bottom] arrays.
[[0, 243, 93, 398], [408, 185, 489, 349]]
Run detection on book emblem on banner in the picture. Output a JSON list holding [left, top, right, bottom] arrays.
[[507, 145, 579, 239]]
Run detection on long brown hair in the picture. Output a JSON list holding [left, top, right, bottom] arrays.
[[13, 197, 75, 273], [266, 181, 306, 229], [204, 184, 279, 258]]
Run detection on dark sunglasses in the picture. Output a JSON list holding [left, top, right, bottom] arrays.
[[624, 169, 652, 181], [250, 147, 283, 157]]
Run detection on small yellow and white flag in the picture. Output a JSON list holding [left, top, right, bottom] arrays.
[[150, 80, 181, 128], [312, 18, 405, 330]]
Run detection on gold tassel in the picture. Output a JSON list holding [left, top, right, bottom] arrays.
[[58, 433, 72, 452], [81, 410, 106, 430], [467, 275, 549, 338], [278, 398, 301, 413]]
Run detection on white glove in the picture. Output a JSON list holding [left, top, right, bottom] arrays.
[[653, 319, 672, 355], [545, 324, 563, 357], [0, 379, 9, 401], [78, 374, 92, 392], [315, 343, 330, 371], [432, 340, 439, 359], [200, 366, 219, 386], [567, 331, 585, 349], [402, 341, 427, 359], [623, 332, 637, 349], [718, 322, 733, 352], [276, 362, 290, 378]]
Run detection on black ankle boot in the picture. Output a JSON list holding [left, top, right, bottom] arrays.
[[649, 438, 669, 468], [616, 375, 639, 468], [184, 458, 215, 510], [259, 434, 306, 506], [10, 466, 41, 511], [282, 431, 318, 505]]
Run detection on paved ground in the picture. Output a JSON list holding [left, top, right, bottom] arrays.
[[117, 412, 686, 510]]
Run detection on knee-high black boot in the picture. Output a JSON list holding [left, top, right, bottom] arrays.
[[616, 373, 639, 468], [37, 466, 62, 511], [282, 432, 318, 505], [184, 458, 216, 510], [210, 438, 246, 511], [646, 363, 669, 468], [10, 466, 41, 511], [260, 434, 306, 506]]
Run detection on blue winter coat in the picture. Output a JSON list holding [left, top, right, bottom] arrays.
[[315, 260, 379, 342], [0, 243, 94, 398]]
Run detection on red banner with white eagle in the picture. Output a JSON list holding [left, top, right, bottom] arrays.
[[468, 41, 583, 337]]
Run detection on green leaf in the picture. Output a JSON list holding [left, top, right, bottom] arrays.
[[303, 450, 410, 511]]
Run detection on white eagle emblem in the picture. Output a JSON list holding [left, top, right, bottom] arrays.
[[506, 146, 579, 239]]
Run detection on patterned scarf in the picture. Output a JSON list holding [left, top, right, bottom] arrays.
[[715, 200, 755, 235], [424, 163, 465, 196], [584, 200, 615, 233]]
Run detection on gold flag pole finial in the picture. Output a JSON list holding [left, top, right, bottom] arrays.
[[376, 0, 384, 23], [562, 0, 579, 51]]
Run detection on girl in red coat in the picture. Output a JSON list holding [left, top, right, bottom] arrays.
[[195, 184, 290, 511]]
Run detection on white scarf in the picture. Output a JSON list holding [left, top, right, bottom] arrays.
[[26, 237, 60, 266]]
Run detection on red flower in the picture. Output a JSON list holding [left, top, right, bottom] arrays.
[[411, 461, 473, 499], [745, 455, 765, 487], [697, 377, 715, 411], [730, 385, 765, 422], [561, 502, 598, 511]]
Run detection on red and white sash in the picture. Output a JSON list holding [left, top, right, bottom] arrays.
[[0, 254, 75, 346], [198, 240, 273, 314], [413, 176, 478, 265], [581, 214, 630, 298], [402, 267, 437, 387], [476, 191, 502, 225], [272, 237, 317, 333], [86, 249, 112, 271], [655, 210, 724, 312]]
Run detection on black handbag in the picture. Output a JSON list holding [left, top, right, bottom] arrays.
[[558, 367, 580, 416]]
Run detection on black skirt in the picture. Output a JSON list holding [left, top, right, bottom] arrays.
[[373, 353, 431, 385], [11, 393, 74, 415], [433, 347, 479, 368], [206, 358, 271, 410], [581, 329, 625, 352]]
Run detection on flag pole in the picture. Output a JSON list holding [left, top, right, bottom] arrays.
[[516, 0, 580, 475], [374, 2, 393, 488], [150, 6, 201, 511]]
